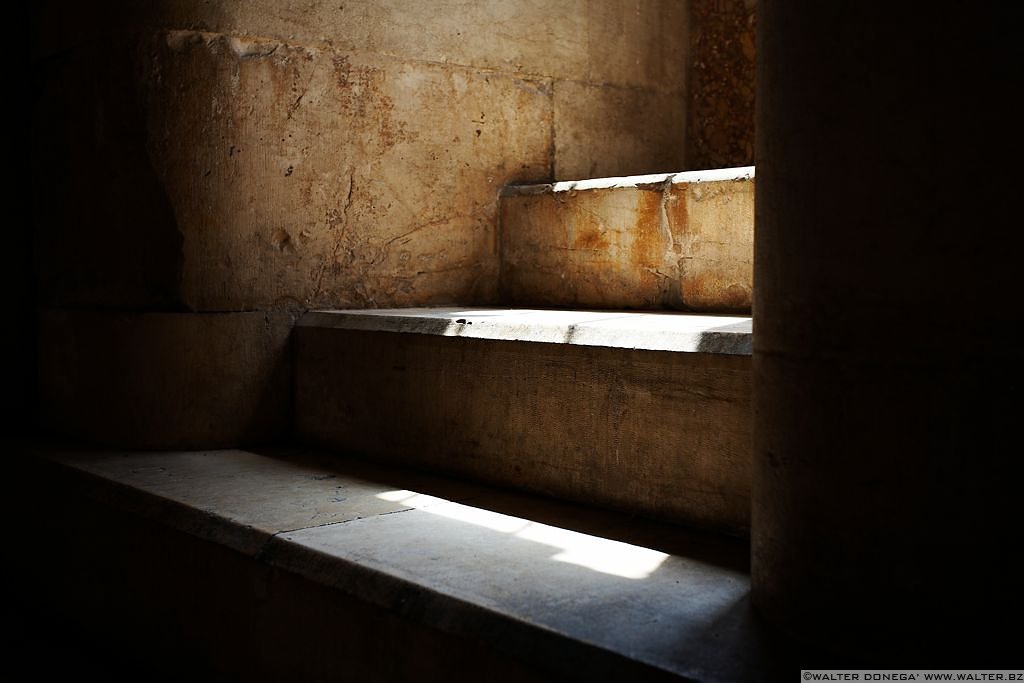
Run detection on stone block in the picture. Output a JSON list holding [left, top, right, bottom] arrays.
[[295, 308, 752, 533], [500, 167, 754, 311]]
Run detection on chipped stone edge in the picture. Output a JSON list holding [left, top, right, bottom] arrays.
[[500, 165, 755, 196], [296, 308, 752, 356]]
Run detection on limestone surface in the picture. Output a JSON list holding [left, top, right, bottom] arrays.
[[296, 308, 752, 534], [35, 2, 688, 312], [500, 168, 754, 311]]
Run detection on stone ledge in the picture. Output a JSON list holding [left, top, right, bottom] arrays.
[[27, 442, 780, 682], [295, 308, 752, 532], [298, 308, 752, 356]]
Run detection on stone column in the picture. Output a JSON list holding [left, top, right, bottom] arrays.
[[752, 3, 1017, 662]]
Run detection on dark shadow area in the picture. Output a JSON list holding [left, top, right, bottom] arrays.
[[5, 442, 198, 682], [32, 19, 184, 312]]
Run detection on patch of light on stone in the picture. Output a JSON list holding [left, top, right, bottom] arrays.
[[303, 309, 751, 355], [400, 493, 450, 508], [375, 490, 669, 579], [516, 523, 669, 580], [376, 490, 450, 509], [413, 501, 529, 534], [377, 489, 417, 502]]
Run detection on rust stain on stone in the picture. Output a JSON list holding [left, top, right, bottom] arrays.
[[667, 179, 754, 311], [500, 176, 752, 313], [683, 271, 751, 312], [330, 54, 415, 150], [331, 54, 374, 117], [630, 191, 665, 263], [629, 191, 670, 307], [574, 230, 608, 252], [572, 209, 610, 252]]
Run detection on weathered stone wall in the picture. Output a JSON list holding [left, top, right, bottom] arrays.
[[686, 0, 756, 170], [31, 1, 690, 447], [500, 168, 754, 312], [34, 1, 689, 313]]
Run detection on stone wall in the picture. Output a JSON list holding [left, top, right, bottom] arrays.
[[34, 1, 689, 313], [686, 0, 756, 170], [31, 1, 690, 447]]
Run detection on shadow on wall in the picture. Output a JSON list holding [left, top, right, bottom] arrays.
[[33, 30, 184, 310]]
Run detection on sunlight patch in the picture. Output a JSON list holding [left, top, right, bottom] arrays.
[[375, 490, 669, 579]]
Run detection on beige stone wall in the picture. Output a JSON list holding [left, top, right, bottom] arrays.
[[35, 1, 688, 313], [32, 1, 690, 447]]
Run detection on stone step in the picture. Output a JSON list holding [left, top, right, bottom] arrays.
[[499, 167, 754, 312], [295, 307, 752, 535], [22, 442, 782, 681]]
